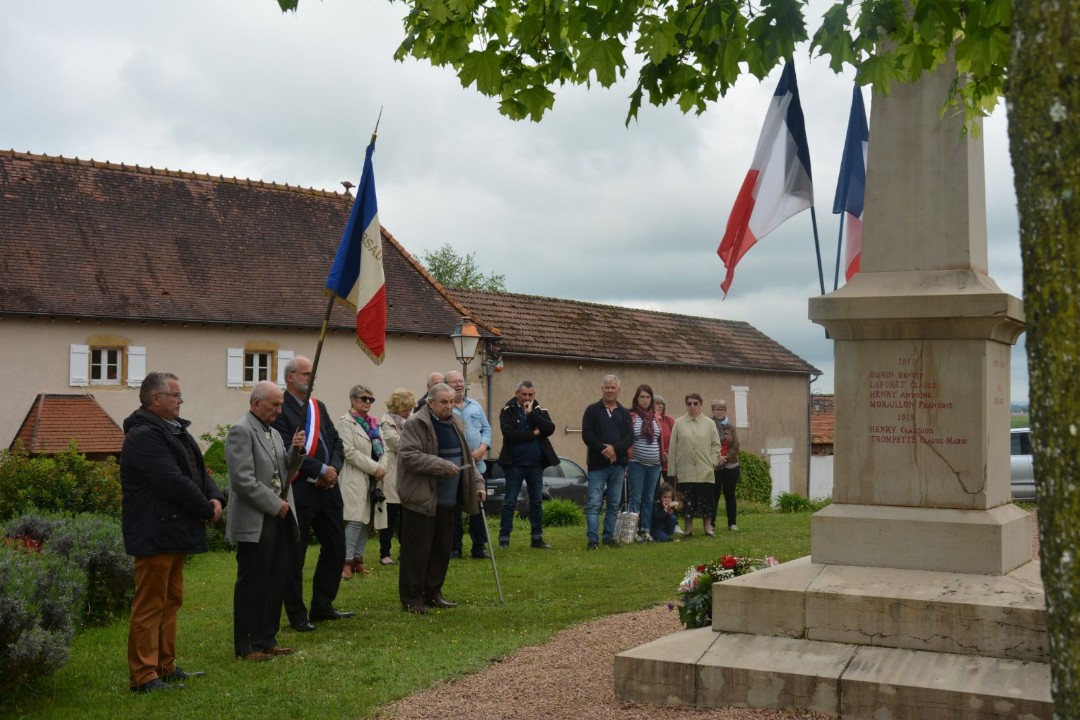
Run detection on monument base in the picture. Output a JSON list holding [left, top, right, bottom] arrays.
[[615, 558, 1050, 718], [811, 503, 1033, 575]]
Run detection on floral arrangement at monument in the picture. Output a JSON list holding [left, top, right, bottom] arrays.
[[675, 555, 780, 629]]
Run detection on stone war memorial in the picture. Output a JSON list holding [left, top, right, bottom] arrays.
[[614, 63, 1051, 718]]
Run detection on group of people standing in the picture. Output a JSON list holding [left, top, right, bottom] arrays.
[[116, 363, 739, 693], [580, 375, 741, 549]]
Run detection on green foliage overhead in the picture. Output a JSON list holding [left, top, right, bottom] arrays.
[[420, 242, 507, 292], [279, 0, 1007, 126]]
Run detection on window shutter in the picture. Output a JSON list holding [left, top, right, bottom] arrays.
[[731, 386, 750, 428], [69, 344, 90, 387], [126, 346, 146, 388], [227, 348, 244, 388], [277, 349, 294, 388]]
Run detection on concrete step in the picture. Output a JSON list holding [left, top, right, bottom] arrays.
[[615, 630, 1052, 718], [713, 557, 1047, 662]]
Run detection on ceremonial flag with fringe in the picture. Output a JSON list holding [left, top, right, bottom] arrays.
[[326, 141, 387, 363], [717, 61, 814, 297]]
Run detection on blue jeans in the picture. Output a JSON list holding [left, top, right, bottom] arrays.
[[500, 465, 545, 540], [626, 462, 661, 534], [586, 465, 625, 543]]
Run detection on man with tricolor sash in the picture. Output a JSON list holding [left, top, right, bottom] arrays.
[[274, 356, 354, 631]]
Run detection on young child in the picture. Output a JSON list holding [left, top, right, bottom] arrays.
[[651, 484, 679, 542]]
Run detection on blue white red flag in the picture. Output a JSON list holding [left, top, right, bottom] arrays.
[[833, 84, 869, 282], [717, 61, 814, 297], [326, 141, 387, 363]]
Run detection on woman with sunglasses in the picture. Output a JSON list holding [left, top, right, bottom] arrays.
[[667, 392, 723, 537], [335, 385, 387, 578]]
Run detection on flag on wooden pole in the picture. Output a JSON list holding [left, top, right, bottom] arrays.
[[325, 140, 387, 363]]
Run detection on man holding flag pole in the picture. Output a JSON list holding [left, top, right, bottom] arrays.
[[275, 121, 387, 630]]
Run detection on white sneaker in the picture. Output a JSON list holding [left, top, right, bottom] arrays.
[[729, 524, 738, 532], [673, 526, 685, 535]]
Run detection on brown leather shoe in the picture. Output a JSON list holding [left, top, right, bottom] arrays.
[[238, 651, 273, 662], [342, 561, 353, 580], [426, 596, 457, 609], [353, 558, 369, 575], [266, 646, 295, 656], [402, 603, 427, 615]]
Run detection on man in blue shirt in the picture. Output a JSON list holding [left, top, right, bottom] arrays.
[[447, 370, 492, 559]]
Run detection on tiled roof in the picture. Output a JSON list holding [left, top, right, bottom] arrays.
[[811, 394, 835, 445], [0, 150, 478, 337], [450, 289, 820, 375], [12, 394, 125, 455]]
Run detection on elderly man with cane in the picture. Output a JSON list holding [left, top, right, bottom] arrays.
[[397, 383, 487, 614]]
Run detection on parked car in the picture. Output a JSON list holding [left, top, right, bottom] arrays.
[[481, 456, 589, 516], [1011, 427, 1035, 501]]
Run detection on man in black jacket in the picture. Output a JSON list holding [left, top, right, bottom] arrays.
[[497, 380, 557, 549], [580, 374, 633, 549], [273, 356, 354, 631], [120, 371, 224, 693]]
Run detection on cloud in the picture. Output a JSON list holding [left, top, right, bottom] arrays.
[[2, 0, 1029, 401]]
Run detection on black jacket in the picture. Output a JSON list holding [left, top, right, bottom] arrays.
[[497, 397, 558, 469], [120, 408, 224, 556], [581, 400, 634, 471], [274, 392, 345, 508]]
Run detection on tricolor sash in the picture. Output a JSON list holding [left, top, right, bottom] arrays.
[[290, 397, 322, 483]]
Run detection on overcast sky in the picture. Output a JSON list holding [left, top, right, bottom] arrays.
[[1, 0, 1028, 401]]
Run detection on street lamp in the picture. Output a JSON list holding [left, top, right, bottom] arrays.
[[450, 317, 481, 398]]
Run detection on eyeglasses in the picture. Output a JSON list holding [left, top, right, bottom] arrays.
[[353, 395, 375, 403], [686, 400, 700, 406], [158, 392, 182, 400]]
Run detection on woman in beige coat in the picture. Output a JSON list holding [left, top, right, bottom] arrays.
[[377, 388, 415, 565], [335, 384, 387, 578], [668, 392, 723, 537]]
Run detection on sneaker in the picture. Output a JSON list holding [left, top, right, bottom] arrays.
[[132, 678, 183, 693], [161, 667, 204, 682], [530, 539, 552, 549], [729, 524, 739, 532], [498, 537, 510, 549], [673, 526, 685, 535], [587, 541, 599, 551], [602, 539, 620, 548]]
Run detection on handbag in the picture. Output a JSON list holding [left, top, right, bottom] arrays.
[[613, 476, 638, 544], [614, 506, 639, 544]]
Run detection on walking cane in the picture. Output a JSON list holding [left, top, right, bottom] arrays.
[[477, 502, 505, 604]]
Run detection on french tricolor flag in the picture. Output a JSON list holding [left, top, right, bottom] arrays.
[[326, 141, 387, 364], [833, 84, 868, 282], [718, 61, 814, 297]]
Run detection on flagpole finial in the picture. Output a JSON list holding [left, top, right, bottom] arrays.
[[370, 106, 384, 146]]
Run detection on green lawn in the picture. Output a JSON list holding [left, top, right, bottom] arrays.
[[3, 509, 811, 720]]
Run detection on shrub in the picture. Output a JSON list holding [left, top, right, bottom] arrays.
[[735, 451, 772, 504], [0, 445, 121, 521], [5, 512, 133, 627], [542, 499, 585, 527], [0, 541, 86, 692], [774, 492, 813, 513]]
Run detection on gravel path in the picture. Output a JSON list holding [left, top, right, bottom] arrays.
[[376, 603, 828, 720], [377, 512, 1040, 720]]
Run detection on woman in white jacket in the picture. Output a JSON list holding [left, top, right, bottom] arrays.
[[335, 384, 387, 578]]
